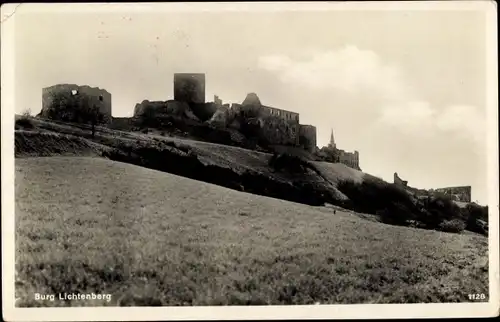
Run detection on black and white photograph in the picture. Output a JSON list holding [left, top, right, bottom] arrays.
[[1, 1, 498, 320]]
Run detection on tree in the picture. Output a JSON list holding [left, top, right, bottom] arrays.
[[80, 96, 100, 138], [90, 104, 98, 138], [44, 91, 105, 137]]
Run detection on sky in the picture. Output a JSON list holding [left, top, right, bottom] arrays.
[[13, 4, 492, 204]]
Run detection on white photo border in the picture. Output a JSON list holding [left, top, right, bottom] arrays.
[[2, 1, 498, 320]]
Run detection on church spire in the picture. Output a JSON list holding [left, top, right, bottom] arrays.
[[329, 128, 336, 148]]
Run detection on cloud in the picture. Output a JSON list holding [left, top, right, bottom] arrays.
[[377, 100, 437, 136], [258, 45, 412, 101], [258, 45, 486, 148], [435, 105, 486, 144]]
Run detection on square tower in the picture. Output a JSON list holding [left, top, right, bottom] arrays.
[[174, 73, 206, 104]]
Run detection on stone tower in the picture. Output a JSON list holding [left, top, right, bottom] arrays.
[[173, 73, 206, 104]]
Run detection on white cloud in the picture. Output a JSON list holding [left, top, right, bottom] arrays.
[[258, 45, 412, 101], [258, 45, 486, 148], [435, 105, 486, 144], [377, 100, 437, 136]]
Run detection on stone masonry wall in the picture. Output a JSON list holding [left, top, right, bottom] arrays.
[[299, 124, 317, 153], [394, 172, 408, 186], [258, 115, 300, 146], [174, 73, 206, 104], [434, 186, 472, 203], [133, 100, 199, 121], [338, 149, 360, 170], [41, 84, 112, 123]]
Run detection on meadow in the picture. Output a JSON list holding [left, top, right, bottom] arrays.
[[15, 157, 489, 306]]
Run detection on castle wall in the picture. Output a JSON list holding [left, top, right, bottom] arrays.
[[41, 84, 112, 123], [337, 149, 360, 170], [241, 93, 299, 123], [238, 93, 301, 146], [394, 172, 408, 186], [260, 105, 300, 123], [434, 186, 472, 203], [258, 115, 299, 146], [133, 99, 199, 121], [174, 73, 206, 104], [214, 95, 223, 106], [299, 124, 317, 153]]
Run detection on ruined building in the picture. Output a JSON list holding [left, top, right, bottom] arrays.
[[40, 84, 112, 124], [173, 73, 218, 121], [394, 172, 408, 186], [242, 93, 300, 123], [214, 95, 223, 106], [134, 72, 318, 151], [338, 149, 360, 170], [233, 93, 317, 151], [135, 73, 216, 122], [394, 172, 472, 203], [320, 129, 360, 170], [434, 186, 472, 203]]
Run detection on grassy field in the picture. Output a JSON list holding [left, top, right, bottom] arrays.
[[15, 157, 489, 306]]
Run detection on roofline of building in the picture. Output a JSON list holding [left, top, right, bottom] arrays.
[[43, 84, 111, 94], [262, 104, 299, 115]]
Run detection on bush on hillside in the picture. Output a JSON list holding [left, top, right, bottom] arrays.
[[463, 203, 489, 235], [465, 203, 488, 222], [418, 196, 464, 230], [438, 219, 467, 233], [268, 153, 312, 174], [337, 177, 483, 234], [15, 117, 35, 130], [376, 202, 418, 226], [338, 177, 418, 226]]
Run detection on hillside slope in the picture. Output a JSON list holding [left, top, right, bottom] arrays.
[[15, 157, 488, 306], [312, 162, 366, 185], [15, 130, 112, 157], [15, 123, 357, 204]]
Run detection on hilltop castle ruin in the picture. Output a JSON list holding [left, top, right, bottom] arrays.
[[39, 73, 361, 170], [133, 72, 361, 169]]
